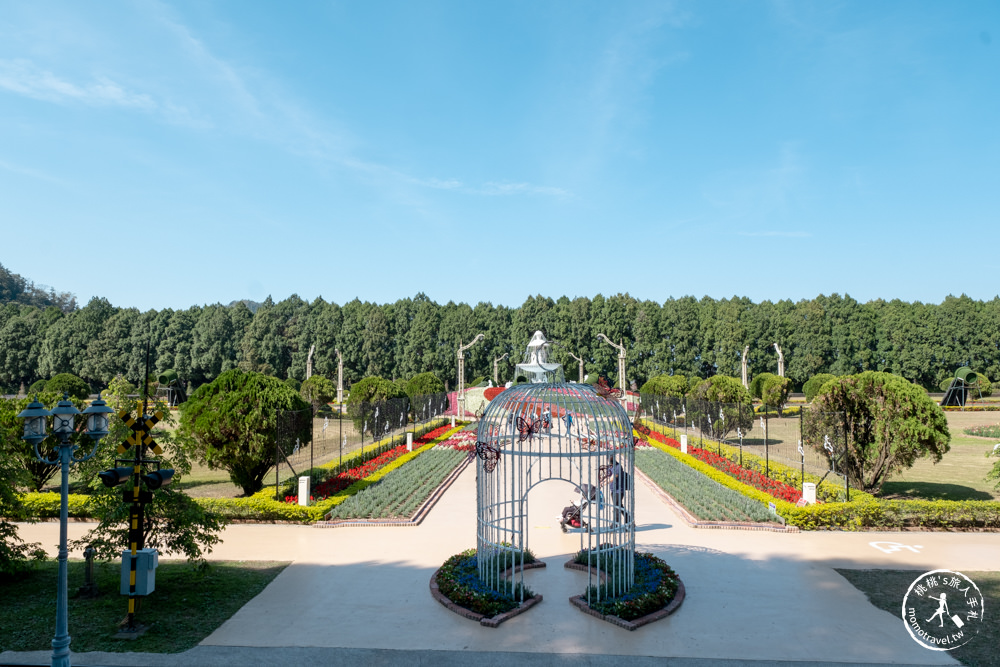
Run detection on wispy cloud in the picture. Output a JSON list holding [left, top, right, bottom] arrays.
[[0, 58, 155, 109], [0, 158, 73, 188], [737, 230, 811, 238], [475, 182, 570, 197]]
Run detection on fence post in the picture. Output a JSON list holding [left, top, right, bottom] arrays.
[[843, 413, 850, 502], [764, 405, 770, 478], [338, 404, 343, 466], [799, 407, 804, 490]]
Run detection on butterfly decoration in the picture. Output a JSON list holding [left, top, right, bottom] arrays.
[[475, 404, 485, 421], [475, 440, 502, 473], [580, 436, 600, 452], [516, 416, 543, 443], [595, 376, 624, 400], [598, 464, 614, 486]]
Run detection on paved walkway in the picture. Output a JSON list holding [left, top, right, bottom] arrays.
[[8, 463, 999, 665]]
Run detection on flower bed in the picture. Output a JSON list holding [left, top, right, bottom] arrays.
[[943, 405, 1000, 411], [325, 448, 466, 519], [434, 429, 477, 452], [574, 549, 680, 622], [284, 424, 453, 503], [964, 424, 1000, 438], [635, 449, 774, 522], [643, 429, 802, 503], [434, 549, 536, 619]]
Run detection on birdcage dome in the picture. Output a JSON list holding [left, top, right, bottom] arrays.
[[474, 381, 636, 605]]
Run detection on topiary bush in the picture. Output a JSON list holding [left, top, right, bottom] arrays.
[[404, 372, 445, 398], [761, 374, 792, 410], [43, 373, 90, 400], [300, 375, 335, 414], [803, 373, 837, 402], [748, 373, 774, 401], [640, 374, 689, 398]]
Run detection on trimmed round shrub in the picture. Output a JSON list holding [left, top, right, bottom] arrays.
[[640, 374, 689, 398], [749, 373, 776, 400], [346, 376, 407, 406], [44, 373, 90, 400], [761, 374, 792, 409], [404, 372, 444, 398], [803, 373, 837, 402]]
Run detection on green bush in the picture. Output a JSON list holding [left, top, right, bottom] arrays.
[[300, 376, 335, 414], [803, 374, 837, 402], [975, 373, 993, 398], [28, 380, 46, 394], [346, 376, 407, 405], [640, 375, 689, 398], [749, 373, 774, 400], [404, 372, 445, 398], [761, 374, 792, 409], [179, 369, 312, 496], [284, 377, 301, 392], [469, 376, 486, 388], [44, 373, 90, 400]]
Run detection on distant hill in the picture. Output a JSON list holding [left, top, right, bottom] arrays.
[[228, 299, 263, 314], [0, 262, 76, 312]]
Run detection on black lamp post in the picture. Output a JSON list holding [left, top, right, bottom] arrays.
[[18, 393, 113, 667]]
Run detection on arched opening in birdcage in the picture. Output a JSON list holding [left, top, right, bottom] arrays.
[[474, 382, 636, 606]]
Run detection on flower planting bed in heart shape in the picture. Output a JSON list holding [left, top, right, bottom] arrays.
[[566, 548, 684, 630], [431, 549, 544, 627]]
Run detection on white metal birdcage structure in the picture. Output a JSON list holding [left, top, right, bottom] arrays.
[[475, 382, 635, 605]]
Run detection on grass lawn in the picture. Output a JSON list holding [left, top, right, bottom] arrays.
[[836, 569, 999, 667], [880, 412, 1000, 501], [0, 559, 288, 654]]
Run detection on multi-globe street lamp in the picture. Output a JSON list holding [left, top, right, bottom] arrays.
[[18, 393, 114, 667]]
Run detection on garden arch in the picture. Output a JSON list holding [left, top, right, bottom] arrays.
[[475, 383, 636, 605]]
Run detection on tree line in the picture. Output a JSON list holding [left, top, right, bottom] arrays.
[[1, 288, 998, 395]]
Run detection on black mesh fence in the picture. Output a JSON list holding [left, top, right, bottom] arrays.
[[270, 392, 452, 497], [638, 393, 851, 499]]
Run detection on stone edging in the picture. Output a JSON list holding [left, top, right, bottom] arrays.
[[635, 468, 799, 533], [429, 561, 545, 627], [564, 559, 685, 631], [314, 453, 472, 528]]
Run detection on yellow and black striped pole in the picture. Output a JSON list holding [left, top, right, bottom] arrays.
[[116, 402, 162, 630]]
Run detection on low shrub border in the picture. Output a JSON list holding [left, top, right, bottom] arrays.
[[566, 549, 684, 631], [12, 423, 466, 524], [430, 549, 544, 627], [641, 424, 1000, 530]]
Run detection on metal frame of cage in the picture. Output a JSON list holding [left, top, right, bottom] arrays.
[[475, 383, 635, 606]]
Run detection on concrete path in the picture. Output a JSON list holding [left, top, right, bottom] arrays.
[[10, 462, 998, 665]]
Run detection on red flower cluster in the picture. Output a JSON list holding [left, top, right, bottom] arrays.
[[645, 429, 802, 503], [284, 424, 456, 503]]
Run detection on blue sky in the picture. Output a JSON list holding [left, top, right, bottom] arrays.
[[1, 1, 997, 311]]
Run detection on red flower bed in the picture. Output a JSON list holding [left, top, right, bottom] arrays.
[[645, 430, 802, 503], [285, 424, 455, 503], [484, 387, 505, 401]]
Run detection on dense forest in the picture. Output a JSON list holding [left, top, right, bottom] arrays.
[[1, 262, 998, 395]]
